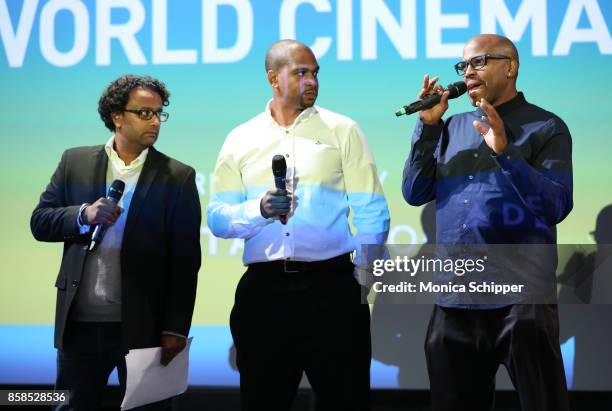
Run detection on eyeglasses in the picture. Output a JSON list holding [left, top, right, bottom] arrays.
[[123, 108, 169, 122], [454, 54, 511, 76]]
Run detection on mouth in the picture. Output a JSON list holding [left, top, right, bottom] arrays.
[[303, 90, 317, 97], [467, 82, 483, 97]]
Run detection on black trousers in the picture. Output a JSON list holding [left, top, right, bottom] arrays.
[[230, 256, 371, 411], [55, 322, 172, 411], [425, 304, 570, 411]]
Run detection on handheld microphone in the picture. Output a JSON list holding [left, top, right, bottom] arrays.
[[272, 155, 288, 225], [395, 81, 468, 117], [89, 179, 125, 251]]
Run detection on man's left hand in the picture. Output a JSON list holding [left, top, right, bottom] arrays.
[[473, 98, 508, 155], [160, 334, 186, 366]]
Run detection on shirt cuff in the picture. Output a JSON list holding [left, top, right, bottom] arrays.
[[418, 120, 444, 141], [492, 144, 523, 171], [245, 198, 272, 225], [76, 203, 91, 234], [162, 331, 186, 339]]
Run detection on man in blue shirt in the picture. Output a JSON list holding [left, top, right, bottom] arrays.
[[403, 34, 572, 410]]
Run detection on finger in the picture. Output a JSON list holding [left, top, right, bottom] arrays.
[[102, 208, 120, 219], [272, 203, 291, 211], [98, 198, 114, 207], [98, 217, 115, 226], [272, 205, 291, 214], [479, 98, 501, 123], [269, 206, 290, 214], [419, 74, 430, 98], [472, 120, 489, 136], [98, 204, 118, 214], [269, 196, 290, 204], [160, 348, 174, 366], [93, 210, 113, 222], [429, 76, 439, 89], [480, 115, 494, 129], [100, 207, 120, 220], [479, 103, 503, 132], [421, 74, 430, 90], [440, 90, 450, 105], [174, 340, 187, 352], [102, 211, 120, 224], [272, 192, 291, 200]]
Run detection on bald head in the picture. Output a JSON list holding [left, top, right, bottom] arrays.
[[462, 34, 520, 106], [265, 39, 313, 72], [466, 34, 519, 67]]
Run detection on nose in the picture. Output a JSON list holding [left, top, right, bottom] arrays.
[[150, 114, 161, 126], [463, 66, 476, 83], [303, 72, 318, 87], [463, 62, 477, 80]]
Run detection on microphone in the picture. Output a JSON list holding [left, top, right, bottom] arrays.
[[395, 81, 468, 117], [272, 155, 288, 225], [89, 179, 125, 251]]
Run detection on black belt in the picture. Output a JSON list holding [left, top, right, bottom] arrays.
[[248, 253, 352, 273]]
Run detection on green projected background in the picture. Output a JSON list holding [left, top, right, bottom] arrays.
[[1, 0, 611, 330]]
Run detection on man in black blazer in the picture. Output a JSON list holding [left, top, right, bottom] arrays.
[[31, 75, 201, 410]]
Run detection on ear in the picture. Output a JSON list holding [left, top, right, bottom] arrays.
[[507, 60, 518, 79], [112, 112, 122, 129], [267, 70, 278, 88]]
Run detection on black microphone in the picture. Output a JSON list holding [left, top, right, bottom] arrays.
[[88, 179, 125, 251], [272, 155, 288, 225], [395, 81, 468, 117]]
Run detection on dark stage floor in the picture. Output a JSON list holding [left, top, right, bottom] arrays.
[[3, 386, 611, 410]]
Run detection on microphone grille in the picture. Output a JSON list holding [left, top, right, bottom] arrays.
[[272, 155, 287, 177], [108, 179, 125, 201], [447, 81, 468, 98]]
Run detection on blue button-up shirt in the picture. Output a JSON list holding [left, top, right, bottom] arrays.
[[402, 93, 573, 307]]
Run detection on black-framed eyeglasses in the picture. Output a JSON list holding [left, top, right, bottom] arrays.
[[454, 54, 511, 76], [123, 108, 169, 122]]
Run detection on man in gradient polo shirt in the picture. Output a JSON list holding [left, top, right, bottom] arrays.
[[207, 40, 389, 410]]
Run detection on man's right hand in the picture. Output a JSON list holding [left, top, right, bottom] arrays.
[[260, 188, 292, 219], [83, 198, 121, 226], [418, 74, 450, 126]]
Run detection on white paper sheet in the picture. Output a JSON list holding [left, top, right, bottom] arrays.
[[120, 337, 192, 410]]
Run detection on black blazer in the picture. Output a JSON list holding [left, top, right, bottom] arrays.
[[31, 145, 201, 350]]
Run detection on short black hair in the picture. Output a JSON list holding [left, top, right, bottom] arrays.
[[98, 75, 170, 132]]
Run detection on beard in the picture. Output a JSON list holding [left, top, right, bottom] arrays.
[[299, 90, 317, 108]]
